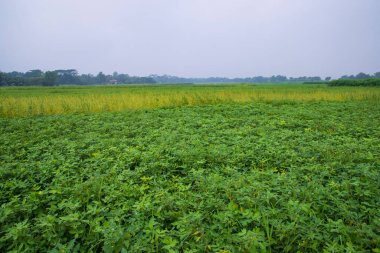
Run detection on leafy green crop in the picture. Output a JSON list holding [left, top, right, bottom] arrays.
[[1, 101, 380, 252]]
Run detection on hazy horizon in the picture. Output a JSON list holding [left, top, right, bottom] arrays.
[[1, 0, 379, 78]]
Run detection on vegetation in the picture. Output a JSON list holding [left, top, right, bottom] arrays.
[[150, 71, 379, 84], [0, 70, 156, 86], [1, 97, 380, 252], [151, 75, 324, 84], [340, 72, 380, 80], [1, 84, 379, 252], [329, 78, 380, 87], [1, 84, 380, 117], [1, 70, 379, 86]]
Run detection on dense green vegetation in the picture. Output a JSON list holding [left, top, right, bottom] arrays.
[[329, 78, 380, 87], [1, 98, 380, 252]]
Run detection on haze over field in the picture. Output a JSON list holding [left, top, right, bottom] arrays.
[[0, 0, 379, 78]]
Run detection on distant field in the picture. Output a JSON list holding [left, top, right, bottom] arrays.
[[1, 84, 379, 117]]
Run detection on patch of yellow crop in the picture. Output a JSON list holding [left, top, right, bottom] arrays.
[[1, 85, 379, 117]]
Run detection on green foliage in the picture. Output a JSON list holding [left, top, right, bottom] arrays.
[[43, 71, 58, 86], [1, 102, 380, 252], [329, 78, 380, 87], [0, 70, 156, 86]]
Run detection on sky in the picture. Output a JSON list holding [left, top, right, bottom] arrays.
[[0, 0, 379, 78]]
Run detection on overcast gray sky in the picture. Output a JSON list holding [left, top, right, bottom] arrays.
[[0, 0, 379, 78]]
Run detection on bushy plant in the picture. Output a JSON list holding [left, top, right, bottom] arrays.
[[329, 78, 380, 86], [1, 101, 380, 252]]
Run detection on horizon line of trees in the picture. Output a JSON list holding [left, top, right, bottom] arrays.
[[0, 69, 156, 86], [152, 72, 380, 84], [1, 69, 379, 86]]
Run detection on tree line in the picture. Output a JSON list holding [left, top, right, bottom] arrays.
[[0, 69, 379, 86], [151, 72, 380, 84], [151, 74, 325, 84], [328, 72, 380, 87], [0, 69, 156, 86]]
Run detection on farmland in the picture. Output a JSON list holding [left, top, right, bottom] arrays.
[[1, 84, 379, 117], [1, 84, 380, 252]]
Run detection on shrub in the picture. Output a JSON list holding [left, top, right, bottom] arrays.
[[328, 78, 380, 87]]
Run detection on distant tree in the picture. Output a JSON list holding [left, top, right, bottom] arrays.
[[355, 72, 370, 79], [340, 75, 355, 79], [0, 72, 8, 86], [271, 75, 287, 82], [308, 76, 322, 82], [96, 72, 107, 84], [7, 71, 24, 78], [79, 74, 96, 85], [44, 71, 58, 86], [325, 77, 332, 81], [54, 69, 78, 76], [138, 77, 157, 84], [115, 73, 129, 83], [374, 72, 380, 78], [0, 72, 28, 86], [55, 69, 80, 84], [24, 69, 43, 78], [253, 76, 267, 83]]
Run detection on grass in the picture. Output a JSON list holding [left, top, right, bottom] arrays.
[[1, 84, 380, 117], [1, 84, 380, 252]]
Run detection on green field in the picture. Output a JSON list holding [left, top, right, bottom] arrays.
[[1, 84, 380, 252]]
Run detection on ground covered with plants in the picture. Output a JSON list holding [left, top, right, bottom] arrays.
[[1, 84, 379, 117], [1, 101, 380, 252]]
